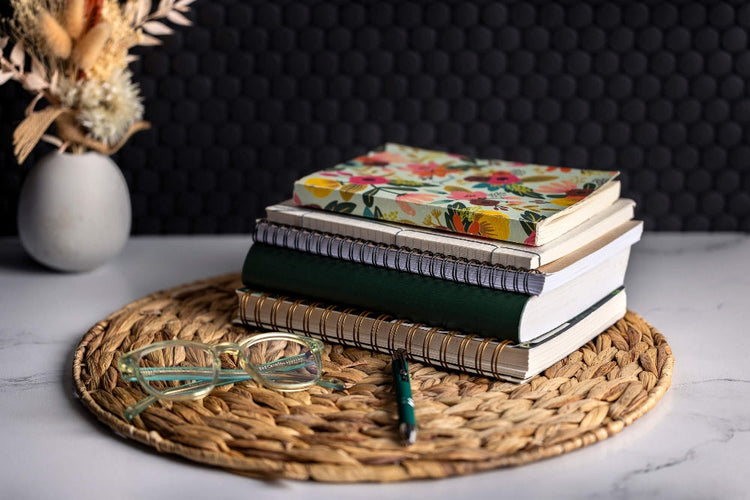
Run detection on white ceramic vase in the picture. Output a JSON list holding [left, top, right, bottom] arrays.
[[17, 151, 132, 272]]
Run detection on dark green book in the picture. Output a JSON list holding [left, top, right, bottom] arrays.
[[241, 243, 631, 343]]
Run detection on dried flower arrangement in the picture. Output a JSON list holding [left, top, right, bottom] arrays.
[[0, 0, 195, 164]]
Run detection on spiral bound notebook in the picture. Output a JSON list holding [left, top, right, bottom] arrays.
[[252, 218, 642, 295], [235, 287, 627, 382], [265, 198, 636, 270], [242, 240, 631, 343]]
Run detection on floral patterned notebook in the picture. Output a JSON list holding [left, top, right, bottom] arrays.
[[293, 144, 620, 246]]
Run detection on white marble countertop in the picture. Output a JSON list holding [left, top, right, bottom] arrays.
[[1, 233, 748, 499]]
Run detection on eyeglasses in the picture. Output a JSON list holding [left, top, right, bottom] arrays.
[[117, 332, 345, 421]]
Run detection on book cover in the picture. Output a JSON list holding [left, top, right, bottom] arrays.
[[293, 143, 620, 246]]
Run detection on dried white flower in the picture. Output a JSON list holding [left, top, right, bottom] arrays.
[[2, 0, 193, 161], [58, 69, 143, 146]]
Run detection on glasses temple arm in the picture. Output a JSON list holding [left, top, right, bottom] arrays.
[[123, 377, 248, 421], [128, 353, 317, 383]]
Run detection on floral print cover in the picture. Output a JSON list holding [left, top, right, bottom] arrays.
[[293, 144, 619, 246]]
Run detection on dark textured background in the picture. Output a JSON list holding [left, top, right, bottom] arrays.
[[1, 0, 750, 235]]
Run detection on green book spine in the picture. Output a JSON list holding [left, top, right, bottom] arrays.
[[242, 243, 530, 342]]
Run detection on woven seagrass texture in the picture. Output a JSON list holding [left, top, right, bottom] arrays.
[[73, 274, 673, 483]]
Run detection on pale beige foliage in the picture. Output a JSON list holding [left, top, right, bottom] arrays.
[[39, 11, 71, 59], [72, 22, 111, 71], [63, 0, 86, 40], [0, 0, 195, 162]]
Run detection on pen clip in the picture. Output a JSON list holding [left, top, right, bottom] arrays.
[[393, 349, 409, 379]]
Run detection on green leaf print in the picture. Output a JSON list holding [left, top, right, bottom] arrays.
[[445, 202, 473, 232], [324, 201, 357, 214], [363, 187, 379, 207], [502, 183, 545, 199], [519, 210, 546, 235]]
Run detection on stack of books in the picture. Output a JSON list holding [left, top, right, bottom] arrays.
[[236, 144, 642, 382]]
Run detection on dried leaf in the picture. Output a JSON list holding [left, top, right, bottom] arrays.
[[23, 73, 47, 91], [25, 92, 45, 115], [41, 134, 64, 148], [142, 21, 173, 36], [166, 10, 192, 26], [30, 57, 47, 82], [0, 37, 9, 50], [137, 32, 163, 46], [158, 0, 176, 12], [13, 106, 67, 164], [49, 70, 59, 91], [176, 0, 197, 8], [0, 72, 14, 85], [10, 42, 25, 69], [137, 0, 153, 23]]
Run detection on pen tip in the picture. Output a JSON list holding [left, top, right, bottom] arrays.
[[400, 422, 417, 445]]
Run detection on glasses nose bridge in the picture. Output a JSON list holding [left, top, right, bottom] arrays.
[[212, 341, 241, 356]]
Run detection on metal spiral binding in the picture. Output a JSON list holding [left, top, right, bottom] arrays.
[[253, 220, 541, 294], [239, 291, 516, 377]]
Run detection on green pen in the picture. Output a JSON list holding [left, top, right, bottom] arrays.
[[391, 349, 417, 445]]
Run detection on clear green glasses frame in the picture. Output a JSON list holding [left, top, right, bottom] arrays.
[[117, 332, 344, 421]]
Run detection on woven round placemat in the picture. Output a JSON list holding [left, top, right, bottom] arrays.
[[73, 273, 673, 483]]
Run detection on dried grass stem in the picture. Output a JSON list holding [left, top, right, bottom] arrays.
[[64, 0, 86, 40], [72, 21, 110, 71], [39, 10, 71, 59]]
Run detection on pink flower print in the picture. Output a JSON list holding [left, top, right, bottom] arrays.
[[396, 193, 440, 203], [447, 190, 487, 201], [524, 230, 537, 245], [535, 180, 578, 194], [319, 170, 348, 177], [406, 162, 438, 176], [348, 175, 391, 185], [395, 192, 440, 216], [407, 162, 454, 178], [363, 152, 411, 164], [487, 171, 521, 185]]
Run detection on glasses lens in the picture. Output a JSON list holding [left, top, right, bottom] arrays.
[[137, 343, 216, 399], [244, 337, 320, 388]]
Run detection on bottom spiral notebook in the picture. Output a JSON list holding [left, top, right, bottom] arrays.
[[236, 287, 628, 383], [73, 274, 674, 483]]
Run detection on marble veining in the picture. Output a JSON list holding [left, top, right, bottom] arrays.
[[0, 371, 62, 392], [0, 234, 747, 499]]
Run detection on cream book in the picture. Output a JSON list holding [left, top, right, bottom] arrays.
[[235, 287, 627, 383], [253, 217, 643, 295], [265, 198, 636, 270]]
